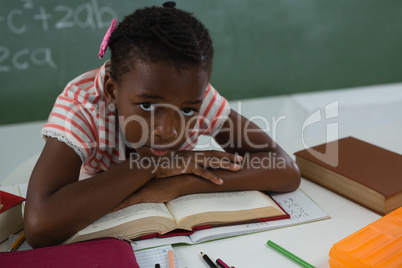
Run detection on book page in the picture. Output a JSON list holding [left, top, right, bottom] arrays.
[[166, 191, 281, 222], [79, 203, 173, 235], [188, 189, 330, 244], [132, 235, 193, 251], [132, 189, 330, 249]]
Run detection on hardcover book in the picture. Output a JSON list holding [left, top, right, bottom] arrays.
[[294, 136, 402, 215], [66, 190, 289, 243]]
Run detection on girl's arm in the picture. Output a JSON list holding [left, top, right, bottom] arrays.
[[24, 138, 154, 248], [211, 109, 301, 191], [114, 110, 300, 208], [25, 137, 238, 247], [167, 109, 301, 194]]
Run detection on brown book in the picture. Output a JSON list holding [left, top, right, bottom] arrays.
[[294, 137, 402, 215]]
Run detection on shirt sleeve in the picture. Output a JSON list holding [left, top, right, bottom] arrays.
[[198, 83, 231, 136], [41, 96, 98, 162]]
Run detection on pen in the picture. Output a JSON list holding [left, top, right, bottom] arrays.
[[267, 240, 315, 268], [7, 232, 25, 252], [216, 258, 233, 268], [201, 252, 217, 268], [168, 249, 175, 268]]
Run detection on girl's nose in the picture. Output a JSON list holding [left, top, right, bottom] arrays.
[[152, 110, 180, 141]]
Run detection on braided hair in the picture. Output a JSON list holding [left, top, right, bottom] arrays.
[[108, 2, 214, 83]]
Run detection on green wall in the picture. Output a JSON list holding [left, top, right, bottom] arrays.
[[1, 0, 402, 125]]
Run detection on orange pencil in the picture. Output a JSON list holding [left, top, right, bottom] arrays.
[[168, 249, 175, 268]]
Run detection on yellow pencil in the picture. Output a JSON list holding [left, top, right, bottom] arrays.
[[7, 232, 25, 252]]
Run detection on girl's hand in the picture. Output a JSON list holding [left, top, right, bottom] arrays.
[[151, 150, 243, 185], [111, 177, 182, 212], [112, 151, 243, 211]]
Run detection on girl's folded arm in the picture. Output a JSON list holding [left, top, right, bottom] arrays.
[[217, 109, 300, 191], [178, 109, 301, 195], [24, 138, 154, 248], [118, 110, 301, 206]]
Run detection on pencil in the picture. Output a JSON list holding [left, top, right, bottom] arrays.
[[168, 249, 175, 268], [201, 252, 217, 268], [267, 240, 315, 268], [216, 258, 231, 268], [7, 232, 25, 252]]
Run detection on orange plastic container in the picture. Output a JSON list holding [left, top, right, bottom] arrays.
[[329, 207, 402, 268]]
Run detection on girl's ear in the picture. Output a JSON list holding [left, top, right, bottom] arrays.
[[104, 67, 118, 104]]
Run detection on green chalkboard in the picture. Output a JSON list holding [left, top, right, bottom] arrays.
[[1, 0, 402, 125]]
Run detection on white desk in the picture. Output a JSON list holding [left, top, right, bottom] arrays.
[[1, 83, 402, 267]]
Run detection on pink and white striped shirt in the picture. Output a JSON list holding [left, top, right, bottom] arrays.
[[41, 62, 231, 179]]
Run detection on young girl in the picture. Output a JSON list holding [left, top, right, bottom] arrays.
[[24, 2, 300, 248]]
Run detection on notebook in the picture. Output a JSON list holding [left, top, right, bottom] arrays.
[[134, 245, 181, 268]]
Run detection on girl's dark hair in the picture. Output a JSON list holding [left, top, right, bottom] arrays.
[[108, 2, 214, 82]]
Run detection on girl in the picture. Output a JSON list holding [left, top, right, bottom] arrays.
[[24, 2, 300, 248]]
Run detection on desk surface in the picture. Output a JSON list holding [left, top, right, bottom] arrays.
[[1, 83, 401, 267]]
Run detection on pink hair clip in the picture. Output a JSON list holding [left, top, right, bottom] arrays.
[[98, 18, 118, 59]]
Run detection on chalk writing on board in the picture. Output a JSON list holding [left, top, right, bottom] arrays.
[[3, 0, 117, 34], [21, 0, 34, 10], [0, 0, 117, 72], [0, 46, 57, 71]]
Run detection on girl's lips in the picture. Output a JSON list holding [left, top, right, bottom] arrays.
[[149, 148, 170, 156]]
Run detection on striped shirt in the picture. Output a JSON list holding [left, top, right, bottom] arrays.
[[41, 62, 231, 179]]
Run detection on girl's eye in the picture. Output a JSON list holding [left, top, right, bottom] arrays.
[[138, 103, 155, 112], [181, 108, 196, 116]]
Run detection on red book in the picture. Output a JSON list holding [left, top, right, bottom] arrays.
[[0, 190, 25, 243]]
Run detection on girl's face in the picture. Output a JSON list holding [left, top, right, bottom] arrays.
[[114, 62, 208, 157]]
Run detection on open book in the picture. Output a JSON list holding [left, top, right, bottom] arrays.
[[66, 191, 288, 244], [132, 189, 330, 250]]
